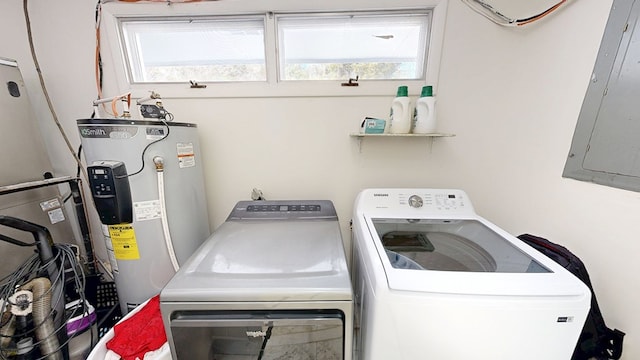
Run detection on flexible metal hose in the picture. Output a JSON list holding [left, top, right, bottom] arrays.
[[0, 311, 15, 350], [20, 278, 62, 360]]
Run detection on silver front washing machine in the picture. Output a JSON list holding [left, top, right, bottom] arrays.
[[160, 200, 353, 360]]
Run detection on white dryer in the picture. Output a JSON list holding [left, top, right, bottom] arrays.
[[161, 200, 353, 360], [351, 189, 591, 360]]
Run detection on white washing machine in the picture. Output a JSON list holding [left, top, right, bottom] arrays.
[[351, 189, 591, 360], [161, 200, 353, 360]]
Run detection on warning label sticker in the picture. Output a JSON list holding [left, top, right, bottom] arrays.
[[40, 198, 61, 211], [146, 127, 166, 140], [108, 224, 140, 260], [177, 142, 195, 168], [48, 208, 65, 224], [134, 200, 162, 221]]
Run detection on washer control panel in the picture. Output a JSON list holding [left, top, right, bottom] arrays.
[[359, 189, 474, 215], [228, 200, 337, 220], [401, 192, 467, 211], [246, 204, 321, 212]]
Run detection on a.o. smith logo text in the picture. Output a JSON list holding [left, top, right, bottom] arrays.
[[80, 127, 107, 137], [79, 126, 138, 139]]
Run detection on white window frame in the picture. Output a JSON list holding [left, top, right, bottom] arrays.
[[101, 0, 448, 98], [120, 15, 269, 83]]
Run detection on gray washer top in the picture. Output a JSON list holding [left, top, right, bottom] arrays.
[[161, 200, 352, 303]]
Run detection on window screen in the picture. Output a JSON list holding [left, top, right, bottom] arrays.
[[276, 12, 430, 81], [120, 17, 267, 83], [114, 8, 436, 87]]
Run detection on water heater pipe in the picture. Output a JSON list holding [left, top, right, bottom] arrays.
[[135, 91, 161, 105], [153, 156, 180, 271], [92, 92, 131, 118]]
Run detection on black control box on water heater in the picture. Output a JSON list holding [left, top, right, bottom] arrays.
[[88, 161, 132, 225]]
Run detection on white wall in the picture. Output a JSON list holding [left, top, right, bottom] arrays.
[[2, 0, 638, 358]]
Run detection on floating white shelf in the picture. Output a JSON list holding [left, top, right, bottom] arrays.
[[349, 133, 454, 138], [349, 133, 455, 152]]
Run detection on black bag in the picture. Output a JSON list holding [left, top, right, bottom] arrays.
[[516, 234, 625, 360]]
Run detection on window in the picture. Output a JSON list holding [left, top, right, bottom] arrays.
[[101, 0, 447, 97], [120, 12, 429, 84], [563, 0, 640, 192], [121, 16, 267, 83], [276, 12, 430, 81]]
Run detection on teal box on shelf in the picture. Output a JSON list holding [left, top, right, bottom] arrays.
[[361, 117, 386, 134]]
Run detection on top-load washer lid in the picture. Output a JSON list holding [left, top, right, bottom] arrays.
[[161, 200, 352, 303], [374, 219, 550, 273], [354, 189, 591, 298]]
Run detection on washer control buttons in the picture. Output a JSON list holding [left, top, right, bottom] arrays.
[[246, 204, 321, 212]]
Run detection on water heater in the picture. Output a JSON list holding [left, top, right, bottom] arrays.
[[77, 118, 210, 314]]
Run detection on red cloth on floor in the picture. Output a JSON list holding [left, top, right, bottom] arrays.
[[106, 295, 167, 360]]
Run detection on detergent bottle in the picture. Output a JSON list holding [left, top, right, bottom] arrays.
[[412, 85, 437, 134], [389, 86, 411, 134]]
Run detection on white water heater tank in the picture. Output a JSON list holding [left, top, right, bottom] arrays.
[[77, 119, 210, 314]]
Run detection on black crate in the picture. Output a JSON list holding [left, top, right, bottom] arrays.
[[83, 275, 122, 338]]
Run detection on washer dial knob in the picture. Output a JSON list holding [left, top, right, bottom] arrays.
[[408, 195, 423, 208]]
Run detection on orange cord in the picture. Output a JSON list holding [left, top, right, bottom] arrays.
[[109, 93, 132, 117], [517, 0, 567, 26], [111, 97, 118, 116]]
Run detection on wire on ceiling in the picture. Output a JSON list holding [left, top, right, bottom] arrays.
[[460, 0, 571, 27]]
